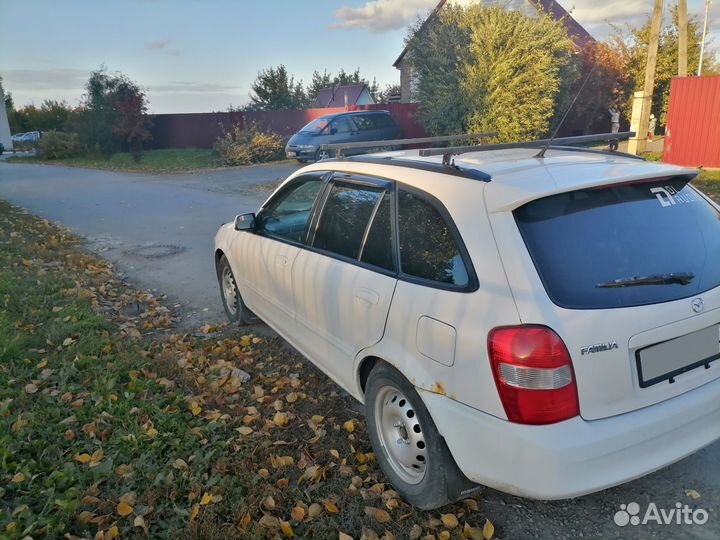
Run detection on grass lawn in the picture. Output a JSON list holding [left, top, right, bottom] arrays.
[[6, 148, 222, 174], [0, 202, 494, 539]]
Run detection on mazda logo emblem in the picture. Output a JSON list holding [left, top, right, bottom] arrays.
[[692, 298, 704, 313]]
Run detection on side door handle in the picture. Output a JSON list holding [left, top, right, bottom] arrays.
[[276, 255, 288, 267], [355, 287, 379, 305]]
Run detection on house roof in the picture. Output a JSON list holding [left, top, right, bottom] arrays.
[[312, 84, 369, 108], [392, 0, 594, 68]]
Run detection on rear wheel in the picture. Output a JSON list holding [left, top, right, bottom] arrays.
[[217, 255, 257, 324], [315, 148, 330, 161], [365, 362, 478, 509]]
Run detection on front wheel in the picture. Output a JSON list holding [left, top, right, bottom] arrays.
[[315, 148, 331, 161], [216, 255, 257, 324], [365, 362, 478, 509]]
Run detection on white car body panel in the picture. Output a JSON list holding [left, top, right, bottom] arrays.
[[214, 148, 720, 499]]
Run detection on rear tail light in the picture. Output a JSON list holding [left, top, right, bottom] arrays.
[[488, 325, 579, 425]]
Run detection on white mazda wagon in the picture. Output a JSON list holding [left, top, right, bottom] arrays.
[[214, 141, 720, 509]]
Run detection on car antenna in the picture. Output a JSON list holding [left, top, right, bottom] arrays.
[[535, 63, 599, 159]]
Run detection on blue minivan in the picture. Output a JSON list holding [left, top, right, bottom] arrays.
[[285, 110, 401, 162]]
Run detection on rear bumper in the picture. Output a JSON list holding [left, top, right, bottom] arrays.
[[419, 376, 720, 499]]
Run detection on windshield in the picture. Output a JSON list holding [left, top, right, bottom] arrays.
[[514, 178, 720, 309], [299, 116, 332, 134]]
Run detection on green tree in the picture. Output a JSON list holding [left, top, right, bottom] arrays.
[[408, 4, 575, 140], [75, 67, 152, 159], [248, 65, 307, 110], [462, 6, 575, 141], [306, 69, 334, 102], [612, 4, 717, 126], [408, 4, 473, 136]]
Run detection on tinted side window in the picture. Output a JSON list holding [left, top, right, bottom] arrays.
[[398, 190, 469, 287], [360, 192, 394, 271], [313, 183, 383, 259], [332, 117, 354, 133], [260, 177, 324, 243], [374, 114, 395, 129], [353, 114, 378, 131]]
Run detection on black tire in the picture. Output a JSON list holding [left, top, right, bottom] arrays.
[[216, 255, 257, 325], [365, 362, 479, 510], [315, 148, 331, 162]]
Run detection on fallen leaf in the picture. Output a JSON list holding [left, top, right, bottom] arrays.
[[463, 523, 484, 540], [117, 501, 133, 517], [343, 420, 355, 433], [365, 507, 391, 523], [440, 514, 458, 528], [263, 496, 276, 511], [189, 504, 200, 521], [78, 510, 95, 523], [146, 427, 159, 438], [308, 503, 322, 518], [11, 473, 25, 483], [236, 426, 253, 436], [200, 492, 214, 506], [685, 489, 701, 500], [89, 449, 104, 467], [24, 383, 38, 394], [190, 402, 202, 416], [409, 524, 423, 539], [324, 500, 340, 514], [173, 458, 189, 470], [311, 415, 325, 424], [75, 453, 92, 464], [62, 337, 76, 347], [259, 514, 280, 528], [291, 505, 306, 521], [280, 520, 294, 537], [483, 519, 495, 540], [273, 411, 289, 427], [339, 533, 354, 540], [134, 514, 148, 532]]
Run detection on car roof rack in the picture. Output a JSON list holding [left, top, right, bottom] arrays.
[[418, 131, 636, 166], [320, 132, 498, 159]]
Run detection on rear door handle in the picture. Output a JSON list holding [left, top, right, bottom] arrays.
[[275, 255, 288, 267], [355, 287, 379, 305]]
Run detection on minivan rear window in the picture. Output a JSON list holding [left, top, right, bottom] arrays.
[[514, 178, 720, 309]]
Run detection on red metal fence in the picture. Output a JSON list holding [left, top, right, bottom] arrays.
[[663, 75, 720, 168], [150, 103, 425, 149]]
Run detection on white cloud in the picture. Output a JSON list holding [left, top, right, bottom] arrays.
[[331, 0, 437, 32]]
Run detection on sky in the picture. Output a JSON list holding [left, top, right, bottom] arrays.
[[1, 0, 718, 114]]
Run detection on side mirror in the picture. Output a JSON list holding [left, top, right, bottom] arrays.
[[234, 212, 256, 231]]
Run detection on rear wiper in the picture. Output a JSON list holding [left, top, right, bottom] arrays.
[[596, 272, 695, 288]]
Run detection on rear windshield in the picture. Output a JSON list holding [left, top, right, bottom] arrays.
[[514, 178, 720, 309]]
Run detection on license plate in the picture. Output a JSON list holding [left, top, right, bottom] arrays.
[[636, 325, 720, 387], [287, 151, 296, 157]]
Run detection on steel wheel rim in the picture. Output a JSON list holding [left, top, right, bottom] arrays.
[[317, 150, 330, 160], [374, 385, 427, 484], [222, 266, 239, 316]]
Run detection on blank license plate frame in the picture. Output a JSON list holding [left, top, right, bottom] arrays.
[[636, 325, 720, 388]]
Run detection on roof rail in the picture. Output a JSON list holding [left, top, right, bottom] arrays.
[[320, 132, 497, 159], [418, 132, 636, 165]]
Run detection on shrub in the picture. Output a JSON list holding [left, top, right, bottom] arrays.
[[214, 124, 284, 166], [37, 131, 80, 159]]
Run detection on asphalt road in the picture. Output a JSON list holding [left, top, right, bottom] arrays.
[[0, 161, 299, 327], [0, 160, 717, 539]]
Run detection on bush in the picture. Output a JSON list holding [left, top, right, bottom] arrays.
[[37, 131, 80, 159], [214, 124, 284, 166]]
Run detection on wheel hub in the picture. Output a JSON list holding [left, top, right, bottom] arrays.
[[374, 386, 427, 484], [222, 267, 238, 316]]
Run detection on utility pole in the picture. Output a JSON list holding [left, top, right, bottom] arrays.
[[698, 0, 711, 75], [678, 0, 688, 76], [629, 0, 664, 155]]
